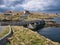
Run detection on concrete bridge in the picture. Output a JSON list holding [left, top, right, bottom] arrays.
[[0, 20, 45, 30], [0, 19, 59, 30]]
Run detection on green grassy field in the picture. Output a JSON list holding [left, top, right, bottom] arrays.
[[0, 26, 9, 38], [0, 12, 60, 20], [6, 26, 60, 45], [0, 12, 60, 45]]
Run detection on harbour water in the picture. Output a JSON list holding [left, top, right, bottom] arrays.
[[38, 17, 60, 42]]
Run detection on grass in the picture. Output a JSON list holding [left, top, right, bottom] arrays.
[[0, 26, 9, 38], [0, 12, 60, 20], [0, 12, 60, 45], [7, 26, 60, 45], [6, 43, 10, 45]]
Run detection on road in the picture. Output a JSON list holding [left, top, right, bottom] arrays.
[[0, 20, 43, 26]]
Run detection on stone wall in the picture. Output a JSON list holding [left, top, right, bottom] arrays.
[[0, 26, 13, 45]]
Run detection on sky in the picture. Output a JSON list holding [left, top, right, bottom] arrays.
[[0, 0, 60, 12]]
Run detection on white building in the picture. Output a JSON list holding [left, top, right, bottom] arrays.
[[20, 10, 31, 19]]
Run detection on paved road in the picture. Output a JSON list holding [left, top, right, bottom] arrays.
[[0, 20, 43, 26]]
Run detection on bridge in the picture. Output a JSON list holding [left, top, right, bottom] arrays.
[[0, 19, 60, 30], [0, 20, 45, 30]]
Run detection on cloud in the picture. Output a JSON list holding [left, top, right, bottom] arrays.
[[3, 0, 24, 6], [0, 0, 4, 5], [0, 0, 60, 12], [0, 5, 6, 8], [21, 0, 48, 11], [0, 0, 25, 12], [21, 0, 60, 11]]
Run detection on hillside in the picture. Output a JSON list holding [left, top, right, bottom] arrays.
[[0, 12, 60, 20], [0, 12, 60, 45], [7, 26, 60, 45]]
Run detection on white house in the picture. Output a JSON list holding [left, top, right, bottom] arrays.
[[20, 10, 31, 19]]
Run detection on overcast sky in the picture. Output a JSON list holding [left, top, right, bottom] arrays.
[[0, 0, 60, 12]]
